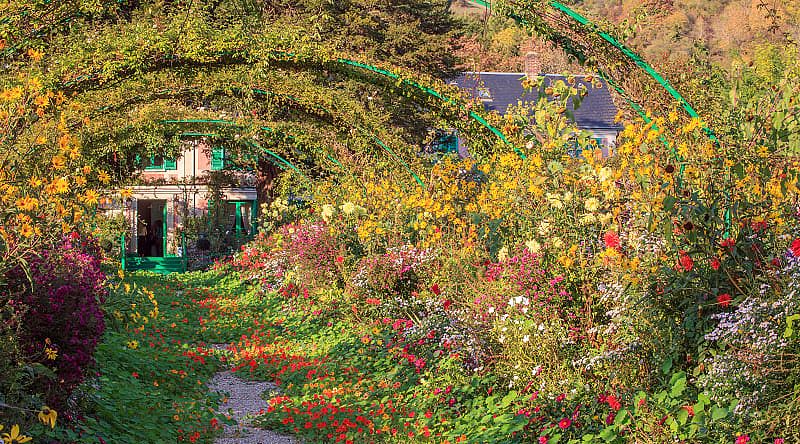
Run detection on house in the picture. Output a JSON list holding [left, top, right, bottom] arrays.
[[441, 54, 622, 156], [116, 141, 258, 262]]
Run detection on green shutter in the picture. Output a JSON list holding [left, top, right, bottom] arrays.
[[164, 158, 177, 170], [211, 147, 225, 170]]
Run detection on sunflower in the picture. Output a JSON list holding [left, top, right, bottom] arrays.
[[2, 424, 33, 443]]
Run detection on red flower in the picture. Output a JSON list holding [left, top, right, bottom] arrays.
[[682, 405, 694, 417], [791, 239, 800, 257], [539, 437, 549, 444], [603, 231, 621, 250], [678, 251, 694, 272], [430, 284, 441, 296], [335, 256, 344, 264], [558, 418, 571, 429], [606, 395, 621, 411], [710, 257, 721, 271], [736, 435, 750, 444], [717, 293, 732, 308], [132, 372, 139, 378], [721, 238, 736, 248]]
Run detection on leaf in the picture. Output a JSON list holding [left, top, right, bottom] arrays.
[[711, 406, 728, 421], [663, 195, 677, 212], [676, 408, 689, 425], [661, 356, 673, 375], [784, 314, 800, 338], [670, 377, 686, 397], [500, 390, 517, 408]]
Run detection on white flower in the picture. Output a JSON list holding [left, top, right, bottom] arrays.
[[537, 220, 551, 237], [598, 167, 613, 183], [498, 246, 509, 262], [340, 201, 356, 215], [584, 197, 600, 212], [579, 213, 597, 225], [523, 335, 530, 343], [525, 239, 541, 253], [546, 193, 563, 209], [321, 204, 336, 222]]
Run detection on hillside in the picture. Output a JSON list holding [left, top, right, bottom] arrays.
[[452, 0, 799, 72]]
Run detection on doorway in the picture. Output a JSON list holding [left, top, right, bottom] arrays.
[[136, 199, 167, 257]]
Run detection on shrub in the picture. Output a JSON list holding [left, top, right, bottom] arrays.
[[4, 239, 107, 409]]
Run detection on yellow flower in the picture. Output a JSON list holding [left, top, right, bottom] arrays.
[[52, 155, 66, 170], [37, 406, 57, 428], [44, 346, 58, 360], [82, 190, 99, 206], [126, 340, 139, 350], [18, 224, 34, 238], [15, 197, 38, 211], [82, 165, 92, 175], [27, 48, 43, 61], [33, 95, 49, 107], [97, 170, 111, 184], [2, 424, 33, 443], [54, 178, 70, 194], [119, 188, 133, 199], [75, 176, 87, 187]]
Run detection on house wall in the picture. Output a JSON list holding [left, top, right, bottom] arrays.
[[125, 185, 257, 256], [125, 140, 257, 256]]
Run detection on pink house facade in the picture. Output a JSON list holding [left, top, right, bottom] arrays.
[[120, 141, 257, 258]]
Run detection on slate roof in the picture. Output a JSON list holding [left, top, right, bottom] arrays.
[[451, 72, 622, 131]]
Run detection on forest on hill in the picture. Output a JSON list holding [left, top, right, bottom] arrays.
[[453, 0, 799, 73]]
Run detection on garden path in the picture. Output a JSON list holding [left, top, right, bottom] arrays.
[[209, 344, 297, 444], [209, 348, 297, 444]]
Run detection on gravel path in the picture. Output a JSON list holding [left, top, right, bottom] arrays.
[[209, 345, 297, 444]]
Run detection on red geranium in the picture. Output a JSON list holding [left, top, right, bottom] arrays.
[[717, 293, 732, 308], [603, 231, 621, 250], [791, 239, 800, 257], [678, 250, 694, 272]]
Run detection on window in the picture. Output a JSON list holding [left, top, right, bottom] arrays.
[[211, 147, 225, 171], [138, 155, 177, 171], [434, 134, 459, 154]]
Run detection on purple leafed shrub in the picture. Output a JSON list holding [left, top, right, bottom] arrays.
[[6, 239, 107, 408]]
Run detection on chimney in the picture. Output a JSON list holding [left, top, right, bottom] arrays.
[[524, 51, 542, 78]]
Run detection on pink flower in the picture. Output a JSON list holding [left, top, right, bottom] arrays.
[[735, 436, 750, 444], [539, 437, 548, 444], [558, 418, 571, 429]]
